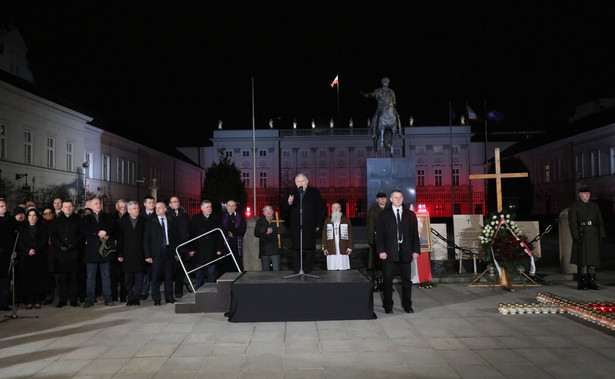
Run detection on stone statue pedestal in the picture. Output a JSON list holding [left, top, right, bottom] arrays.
[[242, 216, 262, 271], [366, 158, 416, 209], [558, 208, 576, 274]]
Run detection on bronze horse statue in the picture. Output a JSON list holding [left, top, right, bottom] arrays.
[[362, 77, 402, 155]]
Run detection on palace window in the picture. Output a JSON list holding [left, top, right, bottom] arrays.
[[259, 150, 267, 157], [46, 137, 55, 168], [66, 141, 73, 171], [24, 130, 33, 165], [128, 161, 135, 184], [417, 169, 425, 187], [225, 150, 232, 158], [84, 152, 92, 178], [435, 169, 442, 186], [117, 158, 125, 183], [242, 172, 250, 188], [102, 154, 111, 181], [544, 163, 551, 183], [433, 145, 443, 154], [242, 150, 250, 157], [0, 124, 6, 160], [452, 168, 459, 186], [591, 150, 600, 177], [259, 172, 267, 188]]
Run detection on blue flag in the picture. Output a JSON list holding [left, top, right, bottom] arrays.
[[486, 109, 505, 123]]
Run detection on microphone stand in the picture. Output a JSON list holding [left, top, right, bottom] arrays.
[[2, 231, 39, 322], [285, 186, 319, 280]]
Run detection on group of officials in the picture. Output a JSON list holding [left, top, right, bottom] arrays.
[[0, 171, 424, 315], [0, 195, 248, 311], [282, 173, 421, 314]]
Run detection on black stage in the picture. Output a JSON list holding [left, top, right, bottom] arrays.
[[228, 270, 376, 322]]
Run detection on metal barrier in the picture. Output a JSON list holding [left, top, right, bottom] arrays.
[[174, 228, 242, 294]]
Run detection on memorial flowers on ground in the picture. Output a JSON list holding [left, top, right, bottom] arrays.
[[479, 213, 536, 275]]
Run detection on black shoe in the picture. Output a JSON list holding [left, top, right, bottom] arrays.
[[134, 300, 141, 306], [154, 300, 161, 306], [175, 293, 183, 299], [385, 309, 393, 314], [120, 298, 127, 303], [165, 298, 175, 304], [404, 307, 414, 314], [587, 274, 602, 290], [126, 300, 134, 306], [55, 301, 67, 308], [104, 301, 116, 306], [70, 301, 79, 307], [83, 300, 94, 308], [141, 294, 148, 301], [578, 274, 588, 290]]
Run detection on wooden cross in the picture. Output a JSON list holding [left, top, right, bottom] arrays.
[[469, 148, 528, 212], [271, 211, 284, 248]]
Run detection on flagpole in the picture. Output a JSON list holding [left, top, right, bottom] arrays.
[[449, 101, 454, 216], [251, 77, 256, 213], [336, 76, 340, 117], [483, 100, 488, 165], [483, 100, 488, 213]]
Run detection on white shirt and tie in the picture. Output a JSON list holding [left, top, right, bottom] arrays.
[[159, 216, 169, 246], [392, 206, 403, 243]]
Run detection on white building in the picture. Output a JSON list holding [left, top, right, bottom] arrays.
[[179, 126, 514, 218], [0, 77, 203, 213], [514, 123, 615, 215]]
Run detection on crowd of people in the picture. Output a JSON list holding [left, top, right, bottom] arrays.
[[0, 195, 249, 311], [0, 172, 430, 315]]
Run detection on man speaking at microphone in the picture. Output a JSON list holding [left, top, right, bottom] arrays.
[[282, 173, 324, 274]]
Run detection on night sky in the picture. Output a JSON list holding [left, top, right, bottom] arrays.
[[7, 1, 615, 148]]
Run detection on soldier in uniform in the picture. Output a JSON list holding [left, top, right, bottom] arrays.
[[569, 187, 606, 290]]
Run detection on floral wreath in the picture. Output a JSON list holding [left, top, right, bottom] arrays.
[[479, 213, 536, 275]]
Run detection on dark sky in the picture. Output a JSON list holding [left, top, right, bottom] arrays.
[[8, 1, 615, 148]]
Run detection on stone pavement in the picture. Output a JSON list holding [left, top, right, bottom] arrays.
[[1, 270, 615, 378]]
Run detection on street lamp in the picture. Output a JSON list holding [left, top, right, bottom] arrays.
[[82, 162, 89, 207]]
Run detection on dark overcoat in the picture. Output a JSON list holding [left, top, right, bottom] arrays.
[[144, 215, 180, 260], [254, 217, 280, 257], [569, 200, 606, 266], [282, 185, 324, 250], [375, 205, 420, 262], [189, 213, 224, 264], [0, 215, 18, 277], [49, 213, 83, 273], [80, 212, 116, 263], [17, 224, 49, 296], [117, 215, 147, 273]]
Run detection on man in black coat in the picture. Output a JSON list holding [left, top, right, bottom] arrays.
[[144, 201, 180, 305], [282, 173, 324, 274], [189, 200, 223, 288], [49, 201, 83, 307], [167, 196, 190, 298], [117, 201, 147, 306], [80, 197, 116, 307], [0, 200, 18, 311], [376, 190, 420, 314]]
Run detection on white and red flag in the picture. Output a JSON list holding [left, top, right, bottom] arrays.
[[330, 75, 339, 87]]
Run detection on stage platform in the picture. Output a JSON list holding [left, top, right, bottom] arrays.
[[228, 270, 376, 322]]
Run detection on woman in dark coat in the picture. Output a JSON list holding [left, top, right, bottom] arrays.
[[254, 205, 281, 271], [17, 209, 49, 309]]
